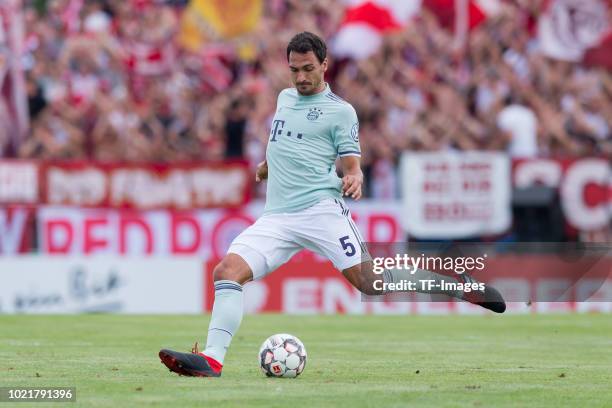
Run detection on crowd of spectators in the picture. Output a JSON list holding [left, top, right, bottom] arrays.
[[6, 0, 612, 198]]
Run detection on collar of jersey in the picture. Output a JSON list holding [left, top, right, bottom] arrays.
[[296, 82, 331, 101]]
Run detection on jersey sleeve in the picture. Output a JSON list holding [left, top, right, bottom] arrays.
[[276, 88, 291, 108], [332, 105, 361, 157]]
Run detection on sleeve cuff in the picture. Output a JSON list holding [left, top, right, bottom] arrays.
[[338, 150, 362, 157]]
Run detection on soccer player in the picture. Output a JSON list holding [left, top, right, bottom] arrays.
[[159, 32, 505, 377]]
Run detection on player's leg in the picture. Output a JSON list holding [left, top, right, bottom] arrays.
[[300, 199, 505, 312], [159, 254, 252, 377], [342, 260, 470, 297], [203, 220, 303, 365], [160, 214, 302, 377], [341, 261, 506, 313], [202, 254, 252, 365]]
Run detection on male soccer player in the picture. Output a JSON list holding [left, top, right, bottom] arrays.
[[159, 32, 505, 377]]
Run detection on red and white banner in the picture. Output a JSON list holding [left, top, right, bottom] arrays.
[[37, 200, 403, 257], [0, 157, 609, 250], [0, 206, 34, 254], [0, 160, 251, 209], [538, 0, 612, 66], [41, 161, 251, 209], [0, 160, 38, 203], [400, 152, 512, 239], [513, 158, 611, 232]]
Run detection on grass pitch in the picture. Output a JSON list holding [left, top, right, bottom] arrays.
[[1, 313, 611, 407]]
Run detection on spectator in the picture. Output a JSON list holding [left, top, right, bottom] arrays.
[[496, 95, 539, 158], [2, 0, 609, 189], [26, 73, 47, 121], [224, 98, 249, 159], [19, 104, 85, 159]]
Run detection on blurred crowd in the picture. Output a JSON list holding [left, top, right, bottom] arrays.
[[7, 0, 612, 197]]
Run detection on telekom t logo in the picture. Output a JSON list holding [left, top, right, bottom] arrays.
[[270, 119, 302, 142], [270, 120, 285, 142]]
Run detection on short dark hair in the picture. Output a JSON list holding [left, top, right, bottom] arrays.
[[286, 32, 327, 64]]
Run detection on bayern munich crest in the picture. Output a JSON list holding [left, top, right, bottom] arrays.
[[307, 107, 322, 121]]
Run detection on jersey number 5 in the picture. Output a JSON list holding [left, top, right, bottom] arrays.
[[339, 236, 356, 257]]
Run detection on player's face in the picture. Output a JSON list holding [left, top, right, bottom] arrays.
[[288, 51, 328, 96]]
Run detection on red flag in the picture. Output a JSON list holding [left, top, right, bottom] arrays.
[[342, 1, 403, 31], [423, 0, 498, 31], [424, 0, 478, 31], [583, 31, 612, 69], [333, 0, 422, 60]]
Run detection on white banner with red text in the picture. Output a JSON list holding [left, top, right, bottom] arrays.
[[513, 157, 612, 232], [0, 157, 610, 253], [0, 160, 251, 209], [400, 152, 512, 239], [400, 154, 611, 238], [0, 160, 38, 204]]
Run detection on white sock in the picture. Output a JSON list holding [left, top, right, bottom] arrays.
[[383, 267, 463, 298], [203, 280, 244, 364]]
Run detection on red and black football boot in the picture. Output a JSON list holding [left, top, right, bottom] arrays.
[[159, 342, 222, 377]]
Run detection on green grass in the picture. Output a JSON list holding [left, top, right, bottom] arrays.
[[1, 314, 611, 407]]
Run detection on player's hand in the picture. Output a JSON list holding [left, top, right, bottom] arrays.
[[255, 160, 268, 182], [342, 173, 363, 200]]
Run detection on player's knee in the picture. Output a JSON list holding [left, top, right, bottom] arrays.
[[212, 261, 230, 282], [343, 263, 381, 296], [213, 257, 250, 284]]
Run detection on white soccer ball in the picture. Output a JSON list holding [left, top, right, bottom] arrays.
[[258, 333, 307, 378]]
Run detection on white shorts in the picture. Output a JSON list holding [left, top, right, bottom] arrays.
[[228, 198, 368, 279]]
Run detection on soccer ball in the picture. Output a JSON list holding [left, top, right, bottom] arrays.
[[258, 333, 307, 378]]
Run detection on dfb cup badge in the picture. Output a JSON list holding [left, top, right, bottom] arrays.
[[351, 123, 359, 142]]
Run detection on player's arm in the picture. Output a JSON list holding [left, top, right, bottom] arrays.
[[334, 105, 362, 199], [340, 156, 363, 200], [255, 160, 268, 182]]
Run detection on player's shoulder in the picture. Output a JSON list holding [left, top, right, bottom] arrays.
[[279, 87, 297, 96], [324, 90, 350, 105], [277, 87, 298, 102], [324, 93, 357, 119]]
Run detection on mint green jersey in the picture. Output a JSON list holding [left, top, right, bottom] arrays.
[[264, 83, 361, 215]]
